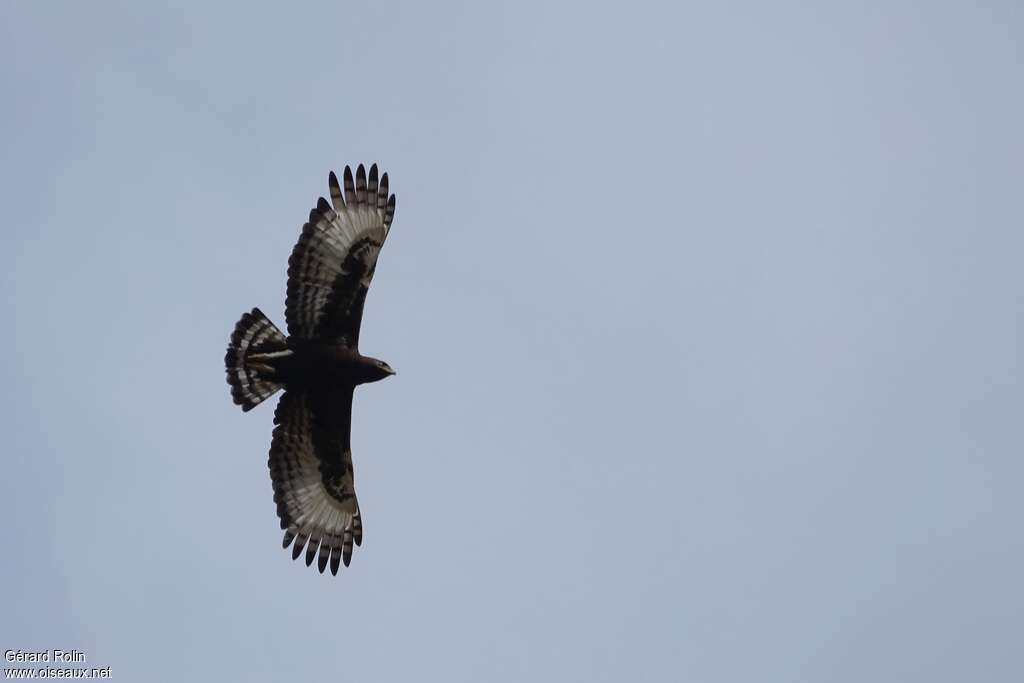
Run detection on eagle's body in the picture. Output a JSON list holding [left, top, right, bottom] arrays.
[[224, 164, 397, 575], [261, 342, 394, 391]]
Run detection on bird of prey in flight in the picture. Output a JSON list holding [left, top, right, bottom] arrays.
[[225, 164, 397, 575]]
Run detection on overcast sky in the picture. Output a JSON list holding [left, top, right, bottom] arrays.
[[2, 1, 1022, 681]]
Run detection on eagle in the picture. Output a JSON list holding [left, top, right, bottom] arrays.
[[224, 164, 397, 575]]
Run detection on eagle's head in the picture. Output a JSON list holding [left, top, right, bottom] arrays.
[[365, 358, 396, 383]]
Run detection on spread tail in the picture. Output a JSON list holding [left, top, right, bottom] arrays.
[[225, 307, 289, 411]]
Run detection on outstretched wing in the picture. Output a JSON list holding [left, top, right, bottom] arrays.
[[269, 389, 364, 575], [285, 164, 396, 348]]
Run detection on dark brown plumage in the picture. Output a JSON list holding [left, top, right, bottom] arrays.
[[224, 164, 397, 575]]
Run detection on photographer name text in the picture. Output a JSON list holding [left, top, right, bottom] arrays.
[[4, 650, 85, 664]]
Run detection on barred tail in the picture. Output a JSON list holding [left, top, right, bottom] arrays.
[[225, 307, 289, 411]]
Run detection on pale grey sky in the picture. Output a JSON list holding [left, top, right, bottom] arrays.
[[2, 2, 1022, 681]]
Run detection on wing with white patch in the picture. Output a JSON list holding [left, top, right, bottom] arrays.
[[269, 389, 363, 575], [285, 164, 396, 348]]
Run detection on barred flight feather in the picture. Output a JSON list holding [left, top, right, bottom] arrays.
[[224, 308, 288, 411], [285, 165, 396, 347], [269, 391, 362, 574]]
